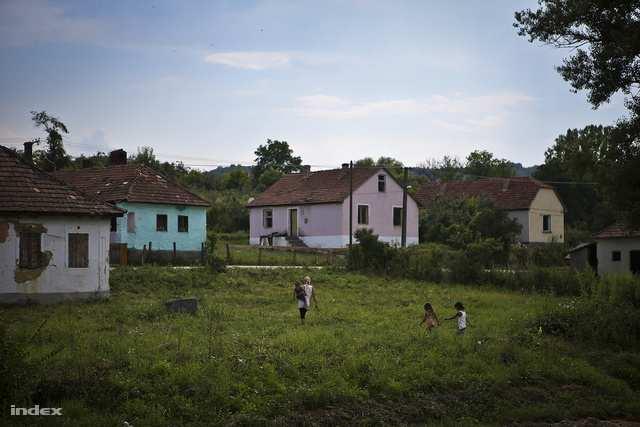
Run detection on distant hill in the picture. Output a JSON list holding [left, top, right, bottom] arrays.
[[512, 163, 538, 177], [205, 164, 253, 176]]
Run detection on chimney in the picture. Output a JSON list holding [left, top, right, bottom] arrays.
[[301, 165, 311, 174], [341, 163, 350, 169], [23, 140, 37, 164], [109, 149, 127, 165]]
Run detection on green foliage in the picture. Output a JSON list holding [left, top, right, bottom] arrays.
[[347, 228, 395, 272], [253, 139, 302, 182], [205, 189, 250, 232], [419, 156, 465, 181], [1, 268, 638, 425], [515, 1, 640, 226], [355, 156, 405, 179], [30, 110, 71, 171], [255, 167, 283, 192], [420, 196, 521, 264], [535, 273, 640, 350], [509, 243, 567, 269], [465, 150, 515, 178]]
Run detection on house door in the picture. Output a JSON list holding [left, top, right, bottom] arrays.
[[289, 209, 298, 237], [631, 250, 640, 275]]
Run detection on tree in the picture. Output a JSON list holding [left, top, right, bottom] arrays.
[[130, 146, 161, 169], [221, 169, 251, 191], [419, 156, 465, 181], [255, 167, 283, 192], [465, 150, 515, 178], [515, 0, 640, 224], [420, 196, 522, 263], [30, 111, 70, 171], [253, 139, 302, 182], [355, 156, 405, 178]]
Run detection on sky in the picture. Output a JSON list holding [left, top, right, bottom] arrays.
[[0, 0, 628, 169]]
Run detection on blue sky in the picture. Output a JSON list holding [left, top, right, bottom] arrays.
[[0, 0, 627, 168]]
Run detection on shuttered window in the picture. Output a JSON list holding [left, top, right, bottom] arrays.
[[357, 205, 369, 225], [19, 232, 41, 269], [178, 215, 189, 232], [68, 233, 89, 268], [127, 212, 136, 233], [156, 214, 168, 232], [393, 207, 403, 226], [110, 217, 117, 232]]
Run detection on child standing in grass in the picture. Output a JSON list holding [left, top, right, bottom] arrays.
[[445, 302, 468, 334], [420, 303, 440, 333]]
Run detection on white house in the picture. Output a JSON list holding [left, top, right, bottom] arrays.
[[0, 145, 123, 303], [415, 177, 565, 244], [247, 166, 419, 248], [594, 223, 640, 276]]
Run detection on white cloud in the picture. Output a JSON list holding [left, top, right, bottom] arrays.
[[291, 92, 534, 129], [204, 51, 293, 70], [0, 0, 100, 47]]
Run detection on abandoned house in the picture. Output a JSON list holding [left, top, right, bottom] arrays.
[[0, 145, 123, 303], [593, 223, 640, 276], [415, 176, 565, 244], [54, 149, 210, 264], [247, 166, 419, 248]]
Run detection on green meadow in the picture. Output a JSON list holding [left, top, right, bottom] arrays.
[[2, 267, 639, 426]]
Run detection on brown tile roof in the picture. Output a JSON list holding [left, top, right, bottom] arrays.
[[415, 177, 555, 210], [594, 222, 640, 239], [247, 167, 389, 207], [0, 146, 123, 216], [54, 164, 210, 207]]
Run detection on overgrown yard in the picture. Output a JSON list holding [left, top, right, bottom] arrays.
[[2, 268, 639, 426]]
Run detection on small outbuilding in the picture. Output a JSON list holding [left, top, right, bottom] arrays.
[[565, 242, 598, 272], [593, 223, 640, 276], [0, 145, 123, 303]]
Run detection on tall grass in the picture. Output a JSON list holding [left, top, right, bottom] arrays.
[[0, 268, 638, 425]]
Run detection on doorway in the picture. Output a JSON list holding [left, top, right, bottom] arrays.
[[289, 209, 298, 237], [631, 250, 640, 275]]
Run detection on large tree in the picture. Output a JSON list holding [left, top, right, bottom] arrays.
[[253, 139, 302, 182], [31, 111, 70, 171], [515, 0, 640, 224], [465, 150, 515, 178]]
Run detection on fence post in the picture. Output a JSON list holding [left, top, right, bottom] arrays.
[[292, 248, 297, 264], [258, 247, 262, 265], [142, 244, 146, 265], [148, 241, 152, 264], [201, 242, 205, 264], [226, 243, 231, 263], [173, 242, 177, 264]]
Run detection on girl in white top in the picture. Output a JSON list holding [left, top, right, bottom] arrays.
[[445, 302, 468, 334], [293, 276, 318, 324]]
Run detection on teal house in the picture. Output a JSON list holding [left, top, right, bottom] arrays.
[[55, 150, 210, 263]]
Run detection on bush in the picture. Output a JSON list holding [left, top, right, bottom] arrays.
[[535, 273, 640, 349], [510, 243, 567, 269]]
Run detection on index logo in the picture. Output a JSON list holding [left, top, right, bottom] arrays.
[[10, 405, 63, 416]]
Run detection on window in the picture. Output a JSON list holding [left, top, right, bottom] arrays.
[[263, 209, 273, 228], [127, 212, 136, 233], [178, 215, 189, 232], [378, 174, 386, 192], [110, 217, 117, 232], [612, 251, 621, 262], [19, 231, 41, 269], [156, 214, 168, 232], [68, 233, 89, 268], [542, 215, 551, 233], [357, 205, 369, 225], [393, 207, 403, 227]]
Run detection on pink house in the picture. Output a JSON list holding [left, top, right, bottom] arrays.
[[247, 166, 419, 248]]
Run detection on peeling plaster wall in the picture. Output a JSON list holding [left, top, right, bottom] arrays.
[[0, 216, 111, 303]]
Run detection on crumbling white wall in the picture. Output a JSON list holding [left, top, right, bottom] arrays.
[[0, 216, 111, 303]]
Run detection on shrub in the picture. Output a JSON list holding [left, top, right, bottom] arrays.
[[535, 273, 640, 350]]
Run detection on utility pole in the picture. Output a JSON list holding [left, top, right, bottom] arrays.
[[349, 160, 353, 249], [401, 166, 408, 248]]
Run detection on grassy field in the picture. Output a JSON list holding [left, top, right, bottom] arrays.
[[2, 267, 639, 426], [216, 244, 341, 266]]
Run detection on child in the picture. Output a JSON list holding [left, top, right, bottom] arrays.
[[445, 302, 468, 334], [420, 302, 440, 333]]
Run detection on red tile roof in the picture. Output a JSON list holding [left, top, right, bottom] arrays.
[[0, 146, 123, 216], [247, 167, 389, 207], [594, 222, 640, 239], [54, 164, 210, 207], [415, 177, 555, 210]]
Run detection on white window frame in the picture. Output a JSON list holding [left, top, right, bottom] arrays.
[[357, 204, 370, 225], [263, 208, 273, 228]]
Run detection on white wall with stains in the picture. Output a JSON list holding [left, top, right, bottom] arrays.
[[0, 216, 111, 303]]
